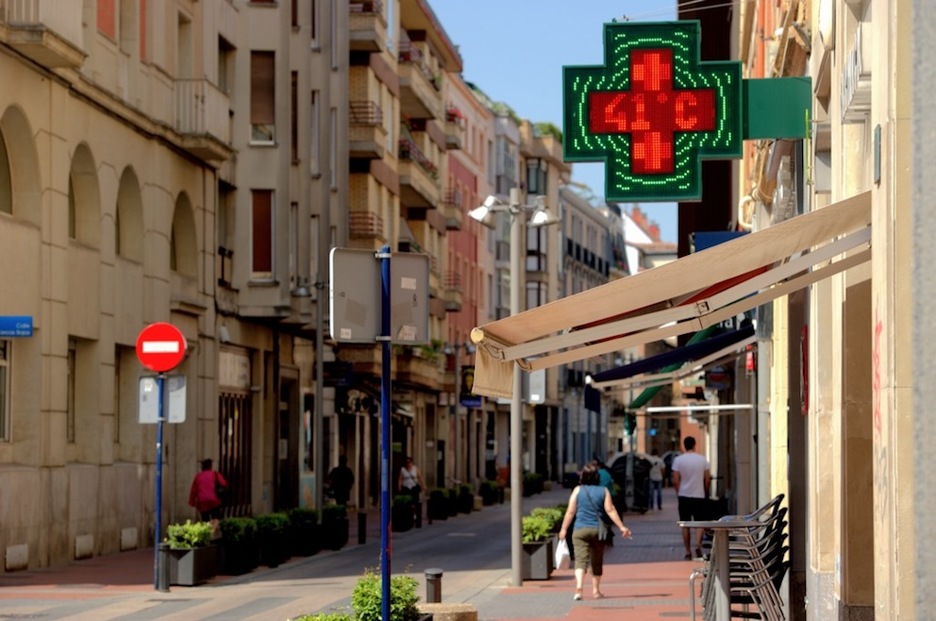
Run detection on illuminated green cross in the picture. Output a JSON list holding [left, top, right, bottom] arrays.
[[563, 21, 743, 202]]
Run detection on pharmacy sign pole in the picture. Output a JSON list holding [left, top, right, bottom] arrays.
[[136, 322, 187, 590]]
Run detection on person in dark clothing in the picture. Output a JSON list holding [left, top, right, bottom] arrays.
[[326, 455, 354, 507], [558, 463, 632, 601]]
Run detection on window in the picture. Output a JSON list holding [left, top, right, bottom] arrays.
[[310, 90, 320, 174], [218, 37, 235, 94], [98, 0, 116, 40], [0, 340, 9, 441], [289, 201, 298, 288], [310, 0, 318, 45], [67, 338, 76, 443], [329, 107, 337, 190], [290, 71, 299, 161], [68, 175, 76, 239], [0, 130, 11, 214], [250, 51, 275, 143], [251, 190, 273, 278]]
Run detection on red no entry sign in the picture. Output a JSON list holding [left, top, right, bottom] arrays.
[[136, 322, 187, 372]]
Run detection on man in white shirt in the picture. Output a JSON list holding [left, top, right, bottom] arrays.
[[672, 436, 711, 560]]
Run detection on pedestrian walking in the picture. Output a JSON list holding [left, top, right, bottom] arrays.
[[398, 456, 425, 522], [558, 462, 632, 601], [647, 448, 664, 510], [326, 455, 355, 507], [672, 436, 711, 560], [188, 458, 228, 522]]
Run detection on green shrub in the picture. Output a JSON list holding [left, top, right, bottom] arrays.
[[392, 494, 414, 508], [351, 569, 421, 621], [521, 514, 552, 543], [290, 613, 352, 621], [530, 507, 564, 532], [321, 504, 347, 522], [288, 507, 319, 530], [218, 516, 257, 543], [166, 520, 213, 549], [255, 512, 290, 536]]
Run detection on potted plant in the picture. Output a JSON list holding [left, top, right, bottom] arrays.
[[521, 514, 554, 580], [256, 512, 291, 567], [165, 519, 218, 586], [445, 488, 459, 518], [351, 569, 423, 621], [218, 516, 258, 575], [479, 480, 498, 506], [457, 484, 474, 514], [289, 507, 320, 556], [426, 489, 448, 522], [321, 504, 349, 550], [391, 494, 415, 533]]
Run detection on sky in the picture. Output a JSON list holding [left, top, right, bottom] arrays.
[[429, 0, 679, 243]]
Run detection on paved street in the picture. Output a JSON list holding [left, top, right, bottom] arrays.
[[0, 486, 702, 620]]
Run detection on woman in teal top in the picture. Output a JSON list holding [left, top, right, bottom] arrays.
[[558, 463, 632, 600]]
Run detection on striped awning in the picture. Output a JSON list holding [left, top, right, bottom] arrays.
[[470, 192, 871, 399]]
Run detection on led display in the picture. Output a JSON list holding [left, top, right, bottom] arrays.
[[563, 21, 743, 202]]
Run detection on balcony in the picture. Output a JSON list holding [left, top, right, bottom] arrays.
[[444, 107, 465, 150], [0, 0, 85, 69], [394, 346, 443, 389], [175, 79, 232, 162], [348, 211, 385, 241], [443, 271, 463, 312], [398, 139, 440, 208], [349, 0, 387, 52], [398, 42, 441, 120], [349, 100, 386, 159], [442, 189, 463, 231]]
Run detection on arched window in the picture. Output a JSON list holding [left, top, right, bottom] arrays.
[[116, 167, 143, 261], [68, 143, 101, 246], [0, 130, 11, 215], [171, 192, 197, 277]]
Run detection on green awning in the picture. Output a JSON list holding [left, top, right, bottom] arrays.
[[627, 325, 718, 410]]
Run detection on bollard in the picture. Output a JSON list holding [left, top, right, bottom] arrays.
[[156, 542, 170, 592], [358, 511, 367, 545], [425, 567, 443, 603]]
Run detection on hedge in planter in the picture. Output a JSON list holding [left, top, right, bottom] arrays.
[[289, 507, 320, 556], [479, 480, 498, 506], [256, 512, 291, 567], [218, 516, 258, 575], [520, 514, 554, 581], [426, 489, 448, 522], [351, 570, 422, 621], [457, 484, 474, 514], [391, 494, 415, 532], [166, 520, 218, 586], [321, 504, 349, 550]]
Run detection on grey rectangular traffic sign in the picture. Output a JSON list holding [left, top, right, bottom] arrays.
[[329, 248, 429, 345]]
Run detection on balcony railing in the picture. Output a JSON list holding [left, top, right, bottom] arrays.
[[350, 100, 383, 126], [398, 139, 438, 180], [0, 0, 85, 68], [442, 189, 463, 231], [349, 211, 385, 240], [175, 79, 231, 160], [349, 0, 386, 53], [398, 41, 438, 90]]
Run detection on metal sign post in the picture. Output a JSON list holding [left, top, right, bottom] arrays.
[[135, 322, 187, 591], [329, 247, 429, 621]]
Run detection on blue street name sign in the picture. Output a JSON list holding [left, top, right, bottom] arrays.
[[0, 316, 33, 337]]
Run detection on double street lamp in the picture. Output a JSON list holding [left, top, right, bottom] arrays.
[[468, 187, 559, 586]]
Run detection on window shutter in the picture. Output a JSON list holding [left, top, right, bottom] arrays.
[[251, 52, 275, 126], [251, 190, 273, 274]]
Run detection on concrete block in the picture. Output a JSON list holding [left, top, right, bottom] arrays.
[[418, 603, 478, 621], [6, 543, 29, 571], [121, 527, 138, 551], [75, 534, 94, 559]]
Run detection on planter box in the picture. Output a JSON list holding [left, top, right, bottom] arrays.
[[321, 517, 349, 550], [168, 545, 219, 586], [392, 503, 415, 532], [521, 540, 554, 581], [219, 540, 258, 575]]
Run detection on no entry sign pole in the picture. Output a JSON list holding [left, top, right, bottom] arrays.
[[136, 322, 187, 590]]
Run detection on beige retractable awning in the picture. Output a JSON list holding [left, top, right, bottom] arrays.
[[470, 192, 871, 399]]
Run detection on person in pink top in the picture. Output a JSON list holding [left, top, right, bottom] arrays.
[[188, 458, 228, 521]]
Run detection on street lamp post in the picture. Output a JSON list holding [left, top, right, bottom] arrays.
[[469, 187, 559, 587]]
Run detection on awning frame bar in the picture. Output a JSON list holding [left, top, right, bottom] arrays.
[[503, 227, 869, 363]]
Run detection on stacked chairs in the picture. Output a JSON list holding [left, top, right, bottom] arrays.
[[689, 495, 789, 620]]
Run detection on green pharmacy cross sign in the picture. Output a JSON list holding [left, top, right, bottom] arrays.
[[564, 20, 809, 202]]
